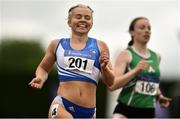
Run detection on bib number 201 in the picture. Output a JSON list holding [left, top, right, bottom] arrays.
[[69, 57, 87, 70], [64, 57, 94, 73]]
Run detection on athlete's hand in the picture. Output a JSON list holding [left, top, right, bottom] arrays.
[[134, 60, 150, 73], [29, 77, 45, 89], [99, 51, 109, 70], [158, 95, 172, 108]]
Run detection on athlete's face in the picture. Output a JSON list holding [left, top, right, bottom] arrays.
[[131, 19, 151, 44], [68, 7, 93, 35]]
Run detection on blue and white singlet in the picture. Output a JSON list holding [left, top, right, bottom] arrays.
[[55, 37, 101, 85]]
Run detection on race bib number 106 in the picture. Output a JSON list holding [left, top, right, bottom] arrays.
[[135, 81, 159, 96], [64, 56, 95, 73]]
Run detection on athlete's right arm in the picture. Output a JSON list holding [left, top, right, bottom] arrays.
[[29, 39, 59, 89], [109, 50, 149, 91]]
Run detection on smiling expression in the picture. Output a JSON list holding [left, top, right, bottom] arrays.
[[68, 7, 93, 35]]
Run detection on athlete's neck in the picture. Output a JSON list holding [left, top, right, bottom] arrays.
[[132, 43, 149, 58], [71, 34, 88, 43], [70, 34, 88, 50]]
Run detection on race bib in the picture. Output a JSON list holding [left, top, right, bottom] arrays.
[[64, 56, 95, 73], [135, 81, 159, 95]]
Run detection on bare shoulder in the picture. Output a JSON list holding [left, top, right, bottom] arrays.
[[97, 39, 106, 46], [116, 49, 132, 64], [96, 39, 109, 53], [118, 49, 131, 57], [156, 52, 161, 62], [119, 49, 130, 56], [49, 39, 59, 47], [48, 39, 60, 52]]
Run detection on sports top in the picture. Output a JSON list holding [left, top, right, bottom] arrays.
[[55, 37, 101, 85], [117, 46, 160, 108]]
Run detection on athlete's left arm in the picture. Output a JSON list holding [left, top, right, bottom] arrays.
[[156, 53, 172, 108], [157, 88, 172, 108], [97, 40, 114, 87]]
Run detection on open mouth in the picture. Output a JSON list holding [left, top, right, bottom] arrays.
[[77, 23, 88, 29], [144, 35, 150, 39]]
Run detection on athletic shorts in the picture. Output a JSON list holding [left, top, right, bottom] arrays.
[[52, 96, 96, 118], [113, 101, 155, 118]]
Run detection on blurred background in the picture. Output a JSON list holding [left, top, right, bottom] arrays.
[[0, 0, 180, 118]]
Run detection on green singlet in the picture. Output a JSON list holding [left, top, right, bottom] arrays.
[[118, 46, 160, 108]]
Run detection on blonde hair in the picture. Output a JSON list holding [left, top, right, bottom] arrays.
[[68, 4, 94, 20]]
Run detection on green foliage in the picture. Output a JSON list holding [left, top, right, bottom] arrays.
[[96, 79, 108, 118], [0, 38, 58, 117], [0, 39, 44, 75]]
